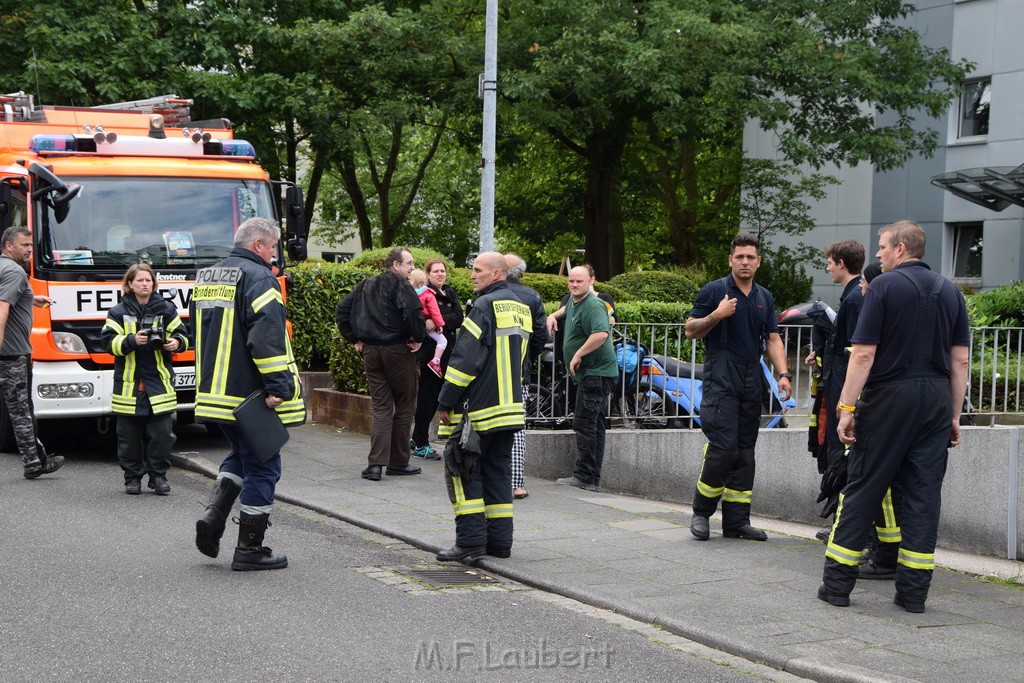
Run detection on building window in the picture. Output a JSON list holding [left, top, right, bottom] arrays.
[[951, 223, 983, 280], [959, 78, 991, 138]]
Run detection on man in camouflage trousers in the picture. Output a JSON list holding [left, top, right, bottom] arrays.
[[0, 226, 63, 478]]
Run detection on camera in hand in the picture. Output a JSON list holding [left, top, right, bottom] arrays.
[[142, 320, 165, 347]]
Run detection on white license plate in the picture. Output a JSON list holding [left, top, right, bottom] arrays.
[[174, 370, 195, 389]]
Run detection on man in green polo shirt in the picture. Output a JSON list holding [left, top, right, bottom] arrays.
[[556, 265, 618, 491]]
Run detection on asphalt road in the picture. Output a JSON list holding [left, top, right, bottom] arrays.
[[0, 421, 798, 682]]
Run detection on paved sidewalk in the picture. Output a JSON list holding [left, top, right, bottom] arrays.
[[175, 423, 1024, 683]]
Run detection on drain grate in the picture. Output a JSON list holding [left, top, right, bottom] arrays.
[[400, 567, 501, 586]]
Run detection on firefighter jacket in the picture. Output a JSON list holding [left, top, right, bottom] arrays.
[[189, 248, 305, 426], [437, 281, 532, 436], [101, 292, 190, 416]]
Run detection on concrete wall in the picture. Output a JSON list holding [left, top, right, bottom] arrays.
[[525, 425, 1024, 559]]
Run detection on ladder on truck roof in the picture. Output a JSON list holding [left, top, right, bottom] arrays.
[[89, 95, 194, 125], [1, 92, 36, 122], [0, 92, 229, 129]]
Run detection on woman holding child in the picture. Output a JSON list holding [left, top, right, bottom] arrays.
[[410, 259, 463, 460]]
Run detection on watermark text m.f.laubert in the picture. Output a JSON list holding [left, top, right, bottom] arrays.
[[414, 639, 614, 671]]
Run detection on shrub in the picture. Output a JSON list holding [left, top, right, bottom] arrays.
[[521, 272, 570, 303], [965, 281, 1024, 327], [347, 246, 449, 272], [518, 272, 630, 306], [754, 256, 813, 309], [328, 328, 369, 394], [446, 268, 475, 303], [595, 281, 630, 304], [607, 270, 702, 304], [614, 301, 691, 324], [286, 261, 376, 370]]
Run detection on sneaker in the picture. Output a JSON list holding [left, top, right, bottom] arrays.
[[412, 444, 441, 461], [24, 455, 65, 479], [148, 474, 171, 495], [427, 358, 443, 378], [556, 476, 598, 491]]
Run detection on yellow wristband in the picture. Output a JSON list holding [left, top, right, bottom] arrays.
[[837, 401, 856, 413]]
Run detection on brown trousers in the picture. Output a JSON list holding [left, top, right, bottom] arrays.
[[363, 344, 419, 467]]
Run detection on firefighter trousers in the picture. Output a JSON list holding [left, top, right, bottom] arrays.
[[449, 430, 514, 550], [693, 355, 761, 529], [823, 376, 950, 604]]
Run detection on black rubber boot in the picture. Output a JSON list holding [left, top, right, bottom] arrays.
[[231, 512, 288, 571], [195, 477, 242, 558]]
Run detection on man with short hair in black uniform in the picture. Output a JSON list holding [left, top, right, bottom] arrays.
[[685, 234, 792, 542], [819, 220, 970, 613]]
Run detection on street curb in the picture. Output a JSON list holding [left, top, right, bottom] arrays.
[[172, 452, 912, 683]]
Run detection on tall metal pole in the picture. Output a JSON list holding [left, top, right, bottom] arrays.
[[478, 0, 498, 253]]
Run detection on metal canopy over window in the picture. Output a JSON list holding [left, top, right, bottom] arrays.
[[931, 165, 1024, 211]]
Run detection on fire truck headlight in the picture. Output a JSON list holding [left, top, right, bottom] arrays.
[[38, 383, 94, 399], [52, 332, 88, 354]]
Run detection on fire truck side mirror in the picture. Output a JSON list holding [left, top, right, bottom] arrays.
[[0, 182, 9, 222], [284, 185, 306, 238], [53, 183, 82, 224], [287, 236, 307, 261], [27, 163, 82, 224]]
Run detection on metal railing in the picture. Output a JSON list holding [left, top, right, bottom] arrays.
[[527, 322, 788, 429], [778, 324, 1024, 424], [525, 323, 1024, 428]]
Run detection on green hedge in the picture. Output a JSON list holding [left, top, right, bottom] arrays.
[[614, 301, 691, 323], [965, 281, 1024, 327], [286, 256, 725, 386], [607, 270, 702, 305], [347, 246, 447, 272], [327, 328, 369, 394], [287, 261, 376, 370]]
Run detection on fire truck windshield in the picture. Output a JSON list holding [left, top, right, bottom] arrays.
[[34, 177, 276, 268]]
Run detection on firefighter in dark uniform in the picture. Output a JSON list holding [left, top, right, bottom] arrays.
[[819, 220, 970, 613], [806, 242, 864, 539], [191, 217, 306, 571], [685, 234, 792, 542], [435, 252, 532, 564]]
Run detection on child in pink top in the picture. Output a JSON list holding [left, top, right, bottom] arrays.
[[409, 269, 447, 377]]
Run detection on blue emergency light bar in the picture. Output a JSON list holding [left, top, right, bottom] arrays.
[[28, 134, 76, 153], [217, 140, 257, 157], [28, 134, 257, 160]]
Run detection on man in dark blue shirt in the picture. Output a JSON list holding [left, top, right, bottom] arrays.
[[685, 234, 792, 543], [819, 220, 970, 614]]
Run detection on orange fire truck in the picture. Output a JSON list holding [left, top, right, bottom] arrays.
[[0, 92, 307, 450]]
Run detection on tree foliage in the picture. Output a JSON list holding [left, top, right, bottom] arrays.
[[499, 0, 970, 277], [0, 0, 971, 281]]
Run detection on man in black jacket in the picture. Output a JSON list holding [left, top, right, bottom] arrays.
[[503, 253, 547, 499], [336, 247, 426, 481]]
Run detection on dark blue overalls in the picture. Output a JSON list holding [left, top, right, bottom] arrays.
[[692, 279, 769, 531], [823, 269, 950, 606]]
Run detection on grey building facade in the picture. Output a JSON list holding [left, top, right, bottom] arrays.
[[745, 0, 1024, 307]]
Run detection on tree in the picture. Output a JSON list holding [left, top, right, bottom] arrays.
[[290, 0, 482, 250], [500, 0, 971, 278]]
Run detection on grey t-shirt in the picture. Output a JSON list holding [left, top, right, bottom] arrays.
[[0, 256, 33, 356]]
